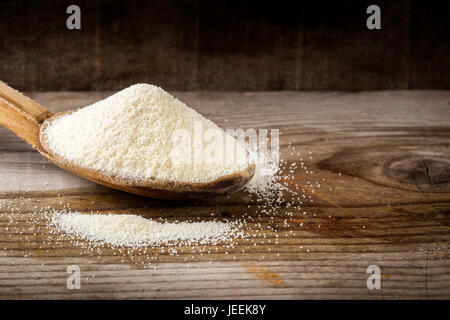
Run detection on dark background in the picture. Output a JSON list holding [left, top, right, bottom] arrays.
[[0, 0, 448, 91]]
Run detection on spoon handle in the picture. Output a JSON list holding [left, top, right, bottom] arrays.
[[0, 81, 53, 149]]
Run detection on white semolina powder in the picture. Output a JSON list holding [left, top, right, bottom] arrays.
[[245, 150, 283, 197], [51, 211, 242, 248], [39, 84, 289, 252], [44, 84, 248, 183]]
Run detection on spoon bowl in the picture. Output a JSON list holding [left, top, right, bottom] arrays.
[[0, 81, 255, 200]]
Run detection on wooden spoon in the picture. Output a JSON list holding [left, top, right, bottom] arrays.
[[0, 81, 255, 200]]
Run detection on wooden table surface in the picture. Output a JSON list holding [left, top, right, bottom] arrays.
[[0, 91, 449, 299]]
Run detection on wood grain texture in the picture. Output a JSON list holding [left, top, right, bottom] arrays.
[[0, 90, 449, 299], [0, 81, 53, 148], [0, 0, 449, 91]]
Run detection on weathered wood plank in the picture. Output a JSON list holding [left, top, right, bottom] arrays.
[[0, 91, 449, 299], [0, 1, 449, 91]]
